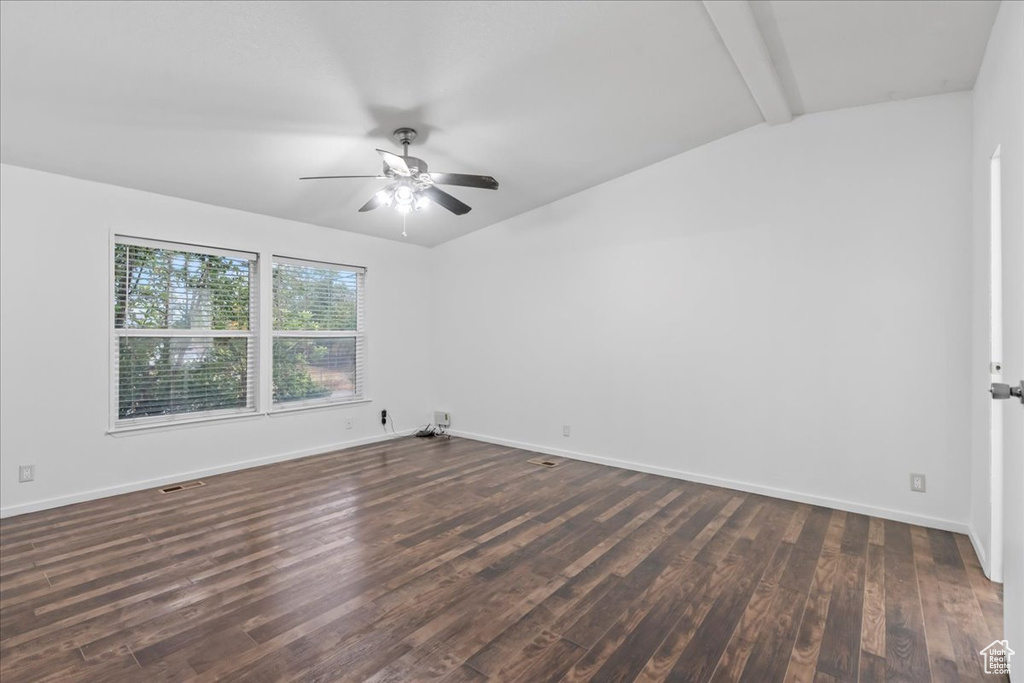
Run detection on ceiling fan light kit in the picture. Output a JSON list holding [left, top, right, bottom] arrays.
[[300, 127, 499, 222]]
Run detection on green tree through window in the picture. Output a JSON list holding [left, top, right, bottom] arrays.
[[113, 240, 256, 424], [272, 259, 364, 406], [112, 241, 366, 426]]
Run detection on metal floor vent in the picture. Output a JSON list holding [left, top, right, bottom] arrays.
[[527, 458, 560, 468], [160, 481, 205, 494]]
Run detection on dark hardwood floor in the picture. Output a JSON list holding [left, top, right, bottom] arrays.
[[0, 437, 1006, 682]]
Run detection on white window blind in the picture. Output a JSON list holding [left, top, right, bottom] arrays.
[[272, 257, 366, 408], [112, 237, 259, 427]]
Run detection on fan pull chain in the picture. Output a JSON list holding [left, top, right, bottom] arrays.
[[402, 212, 407, 238]]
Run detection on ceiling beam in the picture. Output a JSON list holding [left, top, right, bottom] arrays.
[[702, 0, 792, 125]]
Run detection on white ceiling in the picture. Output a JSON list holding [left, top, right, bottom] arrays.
[[0, 1, 1000, 247], [752, 0, 1000, 115]]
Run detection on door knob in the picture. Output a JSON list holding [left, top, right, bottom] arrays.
[[990, 380, 1024, 404]]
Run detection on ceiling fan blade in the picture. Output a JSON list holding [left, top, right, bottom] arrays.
[[299, 175, 386, 180], [359, 183, 395, 212], [429, 173, 499, 190], [376, 149, 411, 176], [421, 185, 472, 215], [358, 194, 385, 212]]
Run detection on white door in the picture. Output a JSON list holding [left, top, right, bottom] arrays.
[[992, 141, 1023, 660]]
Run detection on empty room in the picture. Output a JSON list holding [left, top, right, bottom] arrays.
[[0, 1, 1021, 681]]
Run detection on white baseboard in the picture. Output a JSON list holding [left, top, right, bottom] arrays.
[[0, 430, 414, 519], [3, 428, 974, 538], [968, 524, 998, 582], [449, 430, 971, 535]]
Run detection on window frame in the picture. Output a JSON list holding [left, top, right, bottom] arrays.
[[270, 255, 367, 412], [108, 235, 260, 432]]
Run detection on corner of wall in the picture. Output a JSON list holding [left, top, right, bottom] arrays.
[[969, 523, 993, 580]]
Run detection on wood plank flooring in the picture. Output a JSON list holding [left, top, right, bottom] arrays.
[[0, 437, 1006, 682]]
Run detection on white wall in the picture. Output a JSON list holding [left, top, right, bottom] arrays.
[[0, 164, 433, 516], [431, 93, 974, 532], [969, 0, 1024, 646], [0, 93, 982, 540]]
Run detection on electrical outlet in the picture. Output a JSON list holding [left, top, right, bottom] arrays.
[[563, 425, 571, 437], [18, 465, 34, 483], [381, 409, 387, 426], [910, 473, 926, 493], [345, 417, 353, 430]]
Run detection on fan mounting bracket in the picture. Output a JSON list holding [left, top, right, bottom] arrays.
[[393, 128, 418, 148]]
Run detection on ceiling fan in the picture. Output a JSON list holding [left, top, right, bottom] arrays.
[[299, 128, 498, 216]]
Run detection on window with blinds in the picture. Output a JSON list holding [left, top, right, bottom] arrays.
[[113, 237, 259, 427], [272, 257, 365, 408]]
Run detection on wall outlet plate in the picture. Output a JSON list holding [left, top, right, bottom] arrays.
[[910, 473, 926, 493], [18, 464, 34, 483], [345, 417, 353, 430], [563, 425, 571, 437], [434, 411, 450, 427]]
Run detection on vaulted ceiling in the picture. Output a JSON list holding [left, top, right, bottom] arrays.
[[0, 1, 1000, 246]]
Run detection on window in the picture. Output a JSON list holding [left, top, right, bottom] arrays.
[[272, 257, 365, 408], [110, 240, 367, 429], [113, 237, 258, 427]]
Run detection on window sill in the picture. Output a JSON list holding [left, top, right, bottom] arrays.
[[268, 398, 372, 416], [107, 399, 372, 435], [108, 410, 263, 436]]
